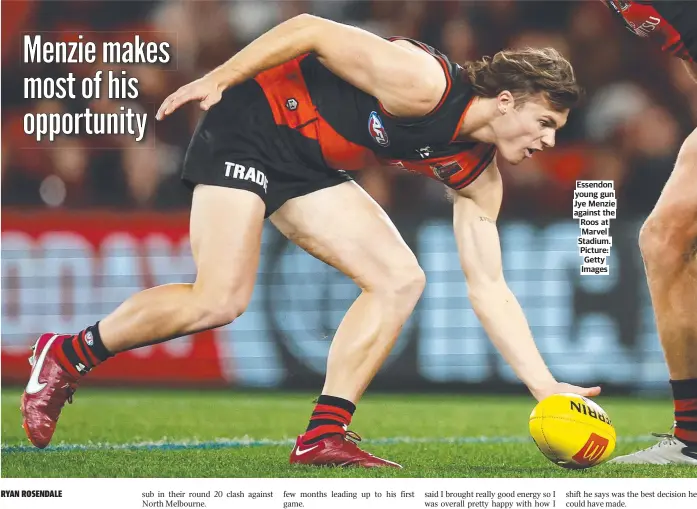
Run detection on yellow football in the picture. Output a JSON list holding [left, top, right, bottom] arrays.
[[529, 393, 616, 469]]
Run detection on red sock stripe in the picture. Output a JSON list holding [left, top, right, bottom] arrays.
[[74, 330, 103, 367], [310, 412, 350, 425], [71, 339, 91, 367], [313, 404, 352, 423], [82, 339, 100, 366], [676, 415, 697, 422], [75, 333, 95, 368], [86, 350, 99, 366], [674, 427, 697, 444], [675, 399, 697, 412], [302, 424, 345, 443], [53, 346, 81, 378]]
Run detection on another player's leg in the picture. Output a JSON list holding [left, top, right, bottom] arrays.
[[611, 128, 697, 465], [21, 185, 265, 448], [271, 181, 425, 468]]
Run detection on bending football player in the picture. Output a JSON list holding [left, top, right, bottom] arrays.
[[22, 14, 599, 467]]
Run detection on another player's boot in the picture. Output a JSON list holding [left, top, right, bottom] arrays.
[[20, 334, 80, 449], [609, 433, 697, 465], [289, 430, 402, 468]]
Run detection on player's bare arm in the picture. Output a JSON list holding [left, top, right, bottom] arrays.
[[157, 14, 445, 120], [452, 160, 601, 401], [684, 60, 697, 83]]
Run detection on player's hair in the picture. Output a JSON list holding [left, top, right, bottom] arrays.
[[464, 47, 582, 111]]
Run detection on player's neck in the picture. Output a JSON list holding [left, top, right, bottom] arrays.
[[453, 96, 499, 144]]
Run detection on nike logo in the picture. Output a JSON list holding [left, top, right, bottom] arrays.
[[681, 447, 697, 461], [294, 444, 319, 456], [25, 335, 58, 395]]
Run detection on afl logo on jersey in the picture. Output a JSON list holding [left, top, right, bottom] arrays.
[[368, 111, 390, 147]]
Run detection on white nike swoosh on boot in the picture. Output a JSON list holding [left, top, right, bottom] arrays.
[[294, 444, 319, 456], [25, 335, 59, 395]]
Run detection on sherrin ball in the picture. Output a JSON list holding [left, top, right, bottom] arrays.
[[529, 393, 616, 469]]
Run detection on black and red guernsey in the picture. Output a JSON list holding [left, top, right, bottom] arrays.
[[254, 37, 496, 191], [605, 1, 697, 63]]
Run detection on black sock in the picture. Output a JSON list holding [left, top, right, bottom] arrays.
[[671, 379, 697, 446], [302, 395, 356, 444], [59, 322, 113, 376]]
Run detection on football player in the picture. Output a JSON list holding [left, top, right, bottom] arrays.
[[604, 0, 697, 465], [22, 14, 599, 467]]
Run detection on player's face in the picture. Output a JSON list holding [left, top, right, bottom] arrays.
[[493, 94, 568, 165]]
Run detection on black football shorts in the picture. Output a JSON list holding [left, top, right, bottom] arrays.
[[182, 80, 352, 217]]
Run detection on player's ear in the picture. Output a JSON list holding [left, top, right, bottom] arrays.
[[497, 90, 514, 115]]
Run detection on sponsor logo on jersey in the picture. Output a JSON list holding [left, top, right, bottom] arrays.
[[631, 16, 661, 37], [606, 1, 659, 37], [224, 162, 268, 192], [285, 98, 298, 111], [368, 111, 389, 147], [431, 161, 462, 182]]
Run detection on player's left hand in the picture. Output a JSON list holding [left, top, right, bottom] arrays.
[[531, 382, 601, 402]]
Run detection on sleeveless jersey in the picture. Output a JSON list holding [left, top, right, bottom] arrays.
[[605, 1, 697, 63], [254, 38, 496, 191]]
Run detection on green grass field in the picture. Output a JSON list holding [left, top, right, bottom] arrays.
[[1, 388, 695, 478]]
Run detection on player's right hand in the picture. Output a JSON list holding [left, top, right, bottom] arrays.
[[530, 381, 602, 402], [156, 76, 224, 120]]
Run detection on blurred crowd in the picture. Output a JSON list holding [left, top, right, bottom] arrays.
[[3, 0, 697, 219]]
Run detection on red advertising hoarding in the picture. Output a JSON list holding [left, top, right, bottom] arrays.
[[2, 211, 230, 387]]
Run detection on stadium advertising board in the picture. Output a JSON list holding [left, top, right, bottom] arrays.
[[1, 212, 665, 392]]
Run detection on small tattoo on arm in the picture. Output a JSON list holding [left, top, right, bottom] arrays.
[[479, 216, 495, 224]]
